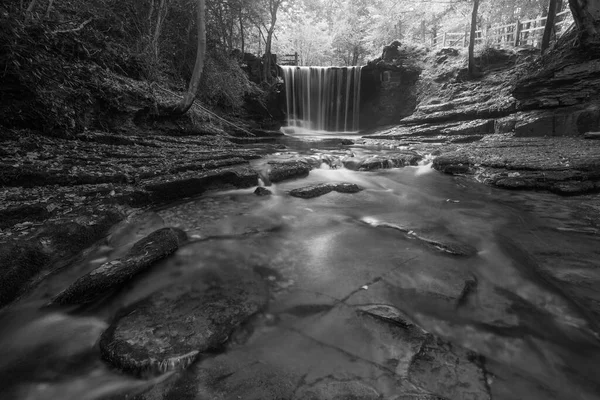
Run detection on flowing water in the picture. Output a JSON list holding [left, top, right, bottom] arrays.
[[2, 134, 600, 399], [280, 66, 362, 133]]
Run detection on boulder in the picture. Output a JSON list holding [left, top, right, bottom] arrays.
[[51, 228, 187, 306], [254, 187, 272, 196], [289, 183, 363, 199], [100, 267, 268, 374], [267, 161, 311, 183]]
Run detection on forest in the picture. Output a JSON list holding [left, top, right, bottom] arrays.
[[0, 0, 579, 130]]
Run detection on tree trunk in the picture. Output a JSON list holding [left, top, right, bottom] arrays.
[[239, 13, 245, 55], [262, 0, 281, 83], [169, 0, 206, 115], [45, 0, 54, 18], [25, 0, 38, 21], [542, 0, 559, 53], [152, 0, 168, 59], [468, 0, 480, 76], [263, 29, 274, 82], [569, 0, 600, 48]]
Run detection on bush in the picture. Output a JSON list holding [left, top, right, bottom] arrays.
[[199, 50, 263, 113]]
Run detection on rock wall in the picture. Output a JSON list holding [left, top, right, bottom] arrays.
[[359, 64, 421, 129]]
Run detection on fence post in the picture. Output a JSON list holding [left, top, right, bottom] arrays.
[[443, 32, 447, 47], [294, 52, 298, 66], [514, 20, 521, 46]]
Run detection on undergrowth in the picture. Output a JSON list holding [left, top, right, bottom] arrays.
[[0, 0, 267, 136]]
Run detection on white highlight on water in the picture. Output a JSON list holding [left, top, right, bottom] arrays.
[[281, 66, 362, 133]]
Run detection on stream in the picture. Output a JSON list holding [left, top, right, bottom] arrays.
[[1, 134, 600, 400]]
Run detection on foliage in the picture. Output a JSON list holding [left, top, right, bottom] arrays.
[[200, 50, 260, 111], [269, 0, 572, 66]]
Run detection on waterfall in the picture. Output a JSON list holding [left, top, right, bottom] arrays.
[[281, 66, 362, 133]]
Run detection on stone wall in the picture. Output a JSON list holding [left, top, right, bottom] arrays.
[[359, 64, 421, 129]]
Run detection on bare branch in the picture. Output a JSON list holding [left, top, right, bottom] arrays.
[[53, 18, 93, 34]]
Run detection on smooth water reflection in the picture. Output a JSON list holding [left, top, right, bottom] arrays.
[[2, 139, 600, 399]]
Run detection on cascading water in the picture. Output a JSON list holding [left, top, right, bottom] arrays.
[[280, 66, 362, 133]]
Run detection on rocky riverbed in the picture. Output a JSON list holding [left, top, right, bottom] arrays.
[[1, 127, 600, 400]]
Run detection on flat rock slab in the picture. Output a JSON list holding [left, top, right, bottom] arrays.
[[342, 153, 422, 171], [289, 183, 363, 199], [408, 335, 491, 400], [267, 161, 311, 183], [100, 267, 268, 374], [51, 228, 187, 305], [144, 167, 258, 203]]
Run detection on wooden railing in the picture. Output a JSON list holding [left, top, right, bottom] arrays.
[[278, 52, 299, 66], [433, 9, 573, 49]]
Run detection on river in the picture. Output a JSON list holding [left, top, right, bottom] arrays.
[[1, 133, 599, 400]]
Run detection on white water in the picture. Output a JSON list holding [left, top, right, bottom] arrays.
[[280, 66, 362, 133]]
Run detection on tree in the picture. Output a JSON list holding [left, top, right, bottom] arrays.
[[468, 0, 480, 76], [541, 0, 558, 53], [256, 0, 285, 82], [568, 0, 600, 48], [169, 0, 206, 114]]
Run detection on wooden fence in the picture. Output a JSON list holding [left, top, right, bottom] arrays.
[[433, 9, 573, 49]]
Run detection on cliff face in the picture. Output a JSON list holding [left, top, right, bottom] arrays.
[[359, 64, 421, 129], [358, 45, 426, 130]]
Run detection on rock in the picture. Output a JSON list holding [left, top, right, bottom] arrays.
[[296, 380, 381, 400], [254, 187, 272, 196], [144, 167, 259, 203], [494, 116, 518, 133], [333, 182, 363, 193], [432, 155, 472, 175], [0, 242, 50, 307], [267, 161, 311, 183], [51, 228, 187, 306], [417, 102, 455, 114], [356, 304, 419, 330], [408, 335, 491, 400], [360, 62, 421, 128], [362, 219, 477, 257], [99, 267, 268, 374], [417, 236, 478, 257], [440, 119, 495, 136], [514, 56, 600, 110], [584, 132, 600, 139], [343, 153, 422, 171], [0, 205, 49, 230], [450, 135, 484, 144], [289, 183, 333, 199], [0, 212, 123, 308], [289, 183, 363, 199]]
